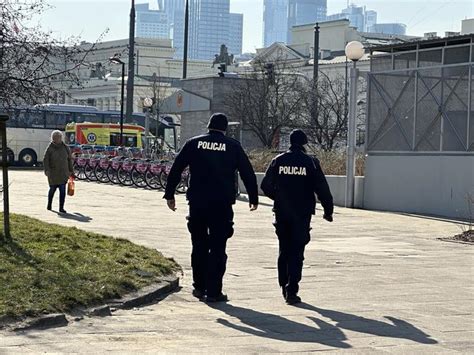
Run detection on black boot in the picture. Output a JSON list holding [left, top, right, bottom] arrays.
[[192, 288, 206, 300], [286, 294, 302, 305], [206, 293, 228, 303]]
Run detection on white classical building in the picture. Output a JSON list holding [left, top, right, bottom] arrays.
[[62, 37, 226, 113]]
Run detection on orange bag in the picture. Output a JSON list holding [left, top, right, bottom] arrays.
[[67, 176, 75, 196]]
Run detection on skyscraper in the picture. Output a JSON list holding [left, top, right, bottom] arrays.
[[186, 0, 243, 60], [229, 13, 244, 56], [369, 23, 407, 36], [162, 0, 186, 58], [365, 10, 377, 32], [287, 0, 327, 42], [263, 0, 289, 47], [135, 3, 169, 39], [326, 4, 378, 32]]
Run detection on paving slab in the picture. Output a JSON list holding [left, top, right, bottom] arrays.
[[0, 170, 473, 353]]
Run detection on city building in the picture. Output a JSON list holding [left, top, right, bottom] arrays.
[[461, 18, 474, 34], [229, 13, 244, 57], [263, 0, 289, 47], [326, 4, 377, 32], [287, 0, 327, 42], [61, 38, 223, 113], [186, 0, 243, 60], [161, 0, 186, 58], [368, 23, 407, 36], [135, 3, 169, 39], [290, 19, 418, 59], [365, 10, 377, 31]]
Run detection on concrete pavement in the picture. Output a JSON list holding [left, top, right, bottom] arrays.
[[1, 170, 473, 353]]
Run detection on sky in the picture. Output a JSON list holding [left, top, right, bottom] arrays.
[[37, 0, 473, 53]]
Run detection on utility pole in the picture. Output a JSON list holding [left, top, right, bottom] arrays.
[[126, 0, 136, 123], [182, 0, 189, 79], [0, 115, 10, 240], [313, 23, 320, 83]]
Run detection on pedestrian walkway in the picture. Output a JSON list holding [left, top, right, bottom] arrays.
[[1, 171, 473, 353]]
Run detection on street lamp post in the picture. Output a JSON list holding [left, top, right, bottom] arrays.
[[143, 97, 153, 154], [109, 55, 126, 146], [182, 0, 189, 79], [344, 41, 364, 208], [126, 0, 136, 123]]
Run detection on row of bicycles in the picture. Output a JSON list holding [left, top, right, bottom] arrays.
[[71, 145, 189, 193]]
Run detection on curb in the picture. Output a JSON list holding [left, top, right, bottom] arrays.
[[14, 314, 68, 331], [8, 275, 179, 332], [114, 276, 180, 310]]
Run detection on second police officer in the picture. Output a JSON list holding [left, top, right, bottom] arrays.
[[261, 129, 334, 305], [164, 113, 259, 303]]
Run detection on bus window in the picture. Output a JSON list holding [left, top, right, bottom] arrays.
[[29, 111, 45, 128], [104, 113, 121, 124], [45, 112, 58, 129], [46, 111, 73, 130]]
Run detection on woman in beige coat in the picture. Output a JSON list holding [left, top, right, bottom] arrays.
[[43, 130, 74, 213]]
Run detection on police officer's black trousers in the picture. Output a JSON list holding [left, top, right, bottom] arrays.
[[187, 204, 234, 297], [274, 213, 311, 296]]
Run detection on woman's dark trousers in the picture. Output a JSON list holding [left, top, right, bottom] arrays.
[[48, 184, 66, 210]]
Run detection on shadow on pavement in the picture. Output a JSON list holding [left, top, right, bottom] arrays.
[[208, 303, 351, 348], [296, 303, 438, 345], [55, 212, 93, 223]]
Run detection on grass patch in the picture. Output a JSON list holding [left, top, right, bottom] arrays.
[[0, 214, 180, 320]]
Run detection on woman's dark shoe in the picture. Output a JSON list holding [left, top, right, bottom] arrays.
[[47, 205, 52, 211], [206, 293, 228, 303], [59, 209, 67, 214]]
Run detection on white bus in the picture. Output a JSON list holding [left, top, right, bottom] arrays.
[[3, 104, 177, 166]]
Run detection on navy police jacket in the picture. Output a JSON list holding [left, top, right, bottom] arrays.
[[261, 146, 334, 217], [164, 131, 259, 206]]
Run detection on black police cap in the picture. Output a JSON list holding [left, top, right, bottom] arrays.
[[207, 113, 228, 132]]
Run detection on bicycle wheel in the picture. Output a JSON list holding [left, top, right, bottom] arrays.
[[131, 169, 147, 188], [159, 171, 168, 189], [73, 162, 87, 180], [117, 167, 133, 186], [176, 175, 188, 194], [145, 171, 161, 190], [95, 165, 110, 183], [84, 164, 97, 181], [107, 166, 120, 185]]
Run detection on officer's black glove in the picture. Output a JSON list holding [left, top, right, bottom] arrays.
[[323, 214, 333, 222]]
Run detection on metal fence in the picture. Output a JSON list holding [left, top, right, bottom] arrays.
[[367, 41, 473, 153]]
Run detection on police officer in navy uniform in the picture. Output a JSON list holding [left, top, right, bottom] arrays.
[[261, 129, 334, 305], [164, 113, 259, 303]]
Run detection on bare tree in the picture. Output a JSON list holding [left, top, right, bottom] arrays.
[[224, 60, 305, 149], [0, 0, 104, 110], [300, 71, 348, 151]]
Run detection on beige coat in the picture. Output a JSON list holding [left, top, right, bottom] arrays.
[[43, 142, 73, 186]]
